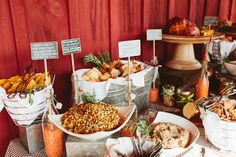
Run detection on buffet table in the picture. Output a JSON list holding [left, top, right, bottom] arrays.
[[5, 101, 236, 157], [5, 128, 236, 157]]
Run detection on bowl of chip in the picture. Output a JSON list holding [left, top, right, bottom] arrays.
[[200, 99, 236, 151]]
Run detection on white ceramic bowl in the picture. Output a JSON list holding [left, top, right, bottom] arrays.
[[223, 61, 236, 76], [49, 104, 136, 141], [200, 107, 236, 152], [137, 112, 200, 157]]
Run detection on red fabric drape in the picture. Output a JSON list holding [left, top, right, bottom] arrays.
[[0, 0, 235, 155]]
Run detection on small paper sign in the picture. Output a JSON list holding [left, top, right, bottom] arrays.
[[61, 38, 81, 55], [30, 41, 58, 60], [147, 29, 162, 41], [204, 16, 218, 26], [118, 40, 141, 58]]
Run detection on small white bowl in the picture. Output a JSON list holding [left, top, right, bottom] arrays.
[[223, 61, 236, 76], [137, 112, 200, 157], [49, 104, 136, 141]]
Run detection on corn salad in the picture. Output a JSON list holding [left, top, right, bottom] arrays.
[[61, 103, 123, 134]]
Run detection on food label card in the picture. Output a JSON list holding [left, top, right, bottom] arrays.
[[61, 38, 81, 55], [147, 29, 162, 41], [204, 16, 218, 26], [30, 41, 58, 60], [118, 40, 141, 58]]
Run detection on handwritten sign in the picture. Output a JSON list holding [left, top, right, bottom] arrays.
[[204, 16, 218, 26], [61, 38, 81, 55], [30, 41, 58, 60], [147, 29, 162, 41], [118, 40, 140, 58]]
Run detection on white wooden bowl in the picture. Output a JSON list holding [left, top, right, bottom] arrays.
[[137, 112, 200, 157], [49, 104, 136, 141]]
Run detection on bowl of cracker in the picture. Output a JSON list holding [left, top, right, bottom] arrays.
[[200, 99, 236, 151]]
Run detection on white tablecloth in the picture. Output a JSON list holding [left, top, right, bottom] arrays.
[[5, 128, 236, 157]]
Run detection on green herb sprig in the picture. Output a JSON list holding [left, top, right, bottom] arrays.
[[83, 54, 102, 68], [81, 92, 98, 104], [26, 83, 45, 105], [98, 51, 110, 64], [83, 51, 111, 68], [134, 120, 150, 136], [162, 87, 175, 97]]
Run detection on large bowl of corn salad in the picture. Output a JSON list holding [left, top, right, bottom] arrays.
[[49, 103, 136, 141]]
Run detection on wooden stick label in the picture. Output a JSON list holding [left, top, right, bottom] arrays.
[[118, 40, 140, 58], [147, 29, 162, 41], [61, 38, 81, 55], [30, 41, 58, 60]]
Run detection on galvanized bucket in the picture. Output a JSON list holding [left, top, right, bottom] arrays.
[[102, 69, 154, 111]]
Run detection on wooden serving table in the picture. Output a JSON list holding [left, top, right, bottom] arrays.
[[162, 33, 224, 70]]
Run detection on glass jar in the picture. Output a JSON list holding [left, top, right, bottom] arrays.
[[162, 85, 175, 107], [175, 87, 194, 109], [42, 88, 65, 157], [144, 108, 157, 123]]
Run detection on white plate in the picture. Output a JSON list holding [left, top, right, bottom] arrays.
[[138, 112, 200, 157], [207, 135, 236, 152], [49, 104, 136, 141], [183, 144, 221, 157]]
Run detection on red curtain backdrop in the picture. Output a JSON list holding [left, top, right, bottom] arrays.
[[0, 0, 235, 155]]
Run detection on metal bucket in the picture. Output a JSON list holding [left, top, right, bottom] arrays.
[[18, 117, 44, 153], [102, 69, 154, 111]]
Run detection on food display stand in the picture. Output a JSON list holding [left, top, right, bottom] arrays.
[[162, 33, 224, 70]]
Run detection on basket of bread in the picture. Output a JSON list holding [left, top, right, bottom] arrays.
[[0, 72, 54, 126], [199, 98, 236, 151], [76, 52, 154, 109]]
